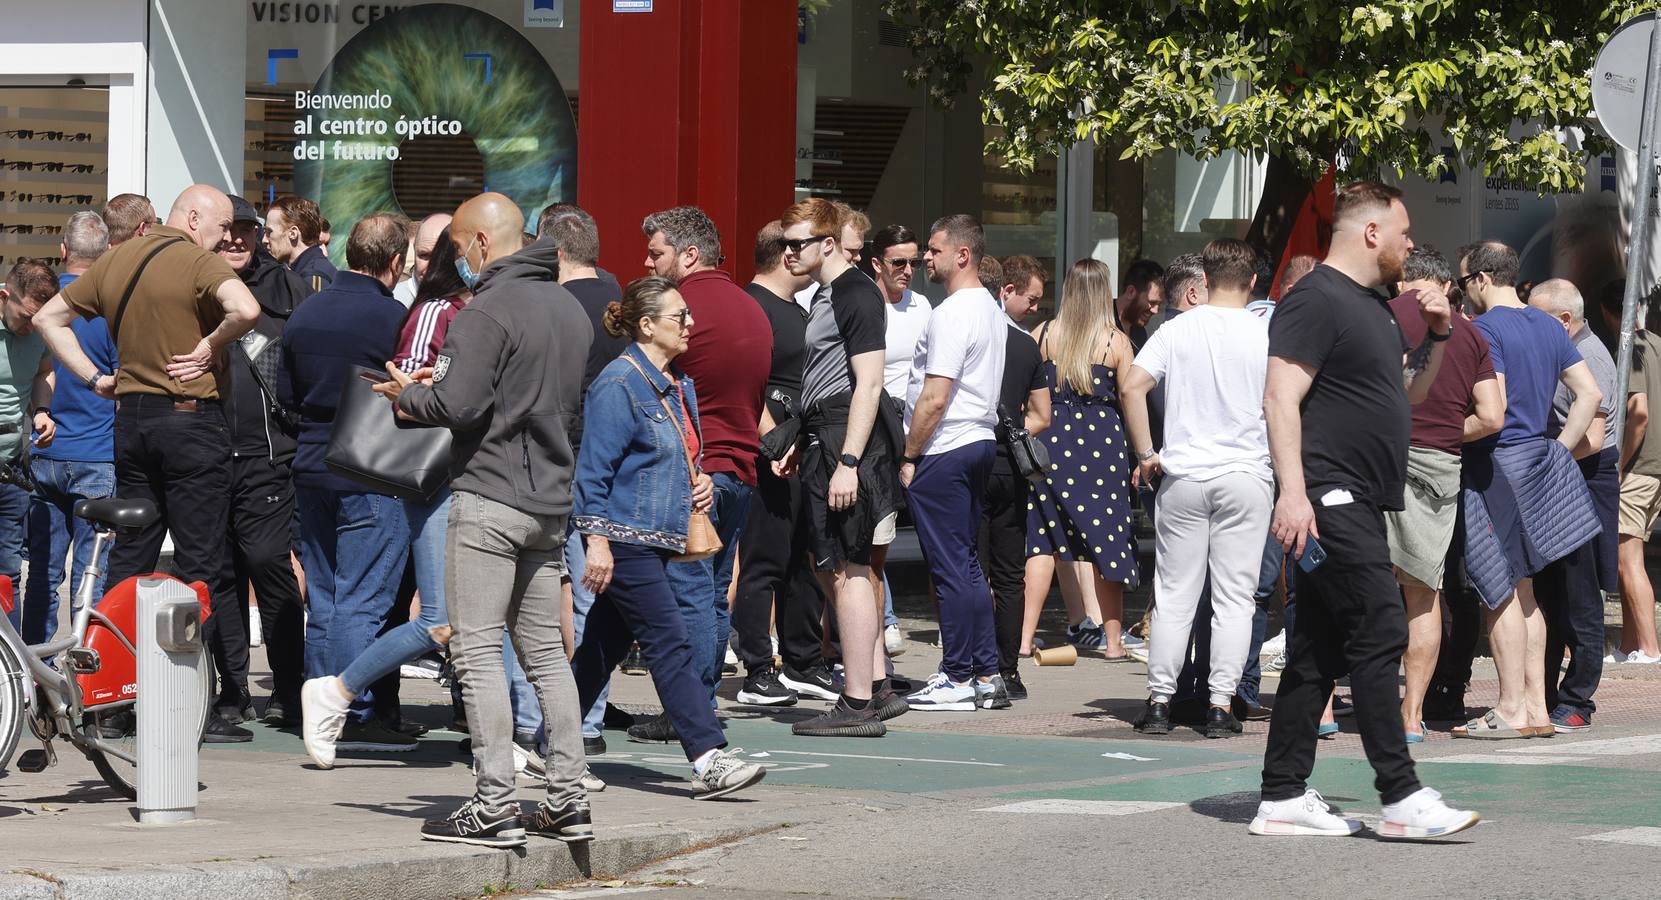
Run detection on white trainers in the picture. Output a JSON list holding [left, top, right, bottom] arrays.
[[1604, 649, 1629, 664], [884, 624, 905, 657], [690, 749, 766, 800], [581, 768, 607, 792], [1378, 787, 1480, 840], [1248, 789, 1362, 836], [300, 676, 351, 769], [1623, 650, 1661, 665], [904, 672, 977, 711], [1260, 631, 1286, 658]]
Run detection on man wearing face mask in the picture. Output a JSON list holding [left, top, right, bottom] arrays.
[[215, 196, 309, 727], [278, 213, 416, 751]]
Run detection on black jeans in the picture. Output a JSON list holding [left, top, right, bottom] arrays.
[[978, 463, 1028, 677], [222, 454, 304, 705], [110, 397, 240, 700], [732, 461, 824, 673], [1261, 499, 1421, 805], [1537, 446, 1618, 718]]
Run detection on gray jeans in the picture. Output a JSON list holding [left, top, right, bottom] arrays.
[[447, 491, 583, 811]]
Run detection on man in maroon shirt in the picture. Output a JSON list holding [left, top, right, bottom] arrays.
[[1384, 247, 1505, 740], [627, 206, 772, 742]]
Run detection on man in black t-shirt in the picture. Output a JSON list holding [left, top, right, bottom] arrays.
[[732, 221, 830, 707], [1251, 181, 1479, 841]]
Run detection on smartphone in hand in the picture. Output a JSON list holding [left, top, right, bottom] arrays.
[[1296, 536, 1327, 573]]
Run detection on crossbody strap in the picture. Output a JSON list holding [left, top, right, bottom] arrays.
[[622, 355, 697, 487], [110, 237, 187, 341]]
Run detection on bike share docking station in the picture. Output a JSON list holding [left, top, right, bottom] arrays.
[[135, 576, 206, 824]]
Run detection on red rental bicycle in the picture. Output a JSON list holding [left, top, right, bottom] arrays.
[[0, 497, 213, 799]]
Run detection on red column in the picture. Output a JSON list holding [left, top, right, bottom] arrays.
[[578, 0, 797, 285]]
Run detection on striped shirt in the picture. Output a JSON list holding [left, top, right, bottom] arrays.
[[394, 295, 466, 374]]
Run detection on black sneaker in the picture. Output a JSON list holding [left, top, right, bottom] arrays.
[[1203, 705, 1244, 739], [420, 797, 526, 847], [626, 713, 679, 744], [338, 719, 418, 752], [1134, 700, 1171, 735], [778, 663, 838, 702], [621, 644, 648, 675], [522, 799, 594, 843], [975, 675, 1012, 710], [204, 711, 254, 743], [792, 697, 886, 737], [872, 681, 910, 721], [99, 709, 136, 740], [380, 715, 429, 738], [1423, 683, 1466, 722], [584, 735, 608, 756], [603, 703, 636, 730], [215, 697, 255, 726], [1003, 672, 1028, 701], [262, 696, 301, 727], [737, 665, 799, 706]]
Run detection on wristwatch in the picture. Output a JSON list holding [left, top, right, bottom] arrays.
[[902, 454, 922, 465], [1137, 448, 1156, 462], [840, 453, 861, 468], [1428, 327, 1451, 342], [83, 371, 103, 391]]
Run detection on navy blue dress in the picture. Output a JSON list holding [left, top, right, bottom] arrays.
[[1025, 360, 1136, 584]]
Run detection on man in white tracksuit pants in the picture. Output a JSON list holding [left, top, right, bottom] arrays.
[[1121, 237, 1274, 739]]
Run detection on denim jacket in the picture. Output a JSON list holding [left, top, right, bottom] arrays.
[[572, 342, 702, 553]]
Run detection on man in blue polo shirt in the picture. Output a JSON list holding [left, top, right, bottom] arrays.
[[22, 211, 117, 644]]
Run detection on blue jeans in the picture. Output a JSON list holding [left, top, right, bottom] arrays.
[[0, 481, 27, 633], [340, 489, 451, 697], [882, 572, 898, 628], [20, 459, 113, 643], [665, 472, 752, 707], [297, 486, 411, 724], [907, 441, 998, 681], [567, 527, 608, 739]]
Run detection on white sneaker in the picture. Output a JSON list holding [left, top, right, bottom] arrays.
[[1605, 649, 1630, 664], [1260, 631, 1286, 657], [581, 768, 607, 792], [904, 672, 977, 711], [1127, 644, 1150, 663], [1623, 650, 1661, 664], [884, 624, 905, 657], [1247, 789, 1362, 836], [691, 749, 766, 800], [1377, 787, 1480, 840], [514, 743, 545, 783], [725, 645, 739, 667], [300, 676, 351, 769]]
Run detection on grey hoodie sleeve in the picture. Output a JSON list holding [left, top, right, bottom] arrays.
[[398, 306, 505, 431]]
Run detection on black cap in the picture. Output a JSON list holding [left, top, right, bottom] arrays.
[[229, 195, 261, 225]]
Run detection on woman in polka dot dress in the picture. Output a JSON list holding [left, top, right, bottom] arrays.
[[1026, 259, 1138, 660]]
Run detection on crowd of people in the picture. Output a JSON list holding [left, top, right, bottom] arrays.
[[0, 176, 1653, 847]]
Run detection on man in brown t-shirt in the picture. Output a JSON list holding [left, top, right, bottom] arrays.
[[34, 184, 261, 740]]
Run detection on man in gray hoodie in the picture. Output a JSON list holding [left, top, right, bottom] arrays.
[[379, 193, 594, 848]]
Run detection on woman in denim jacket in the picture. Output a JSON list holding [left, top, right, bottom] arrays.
[[569, 275, 765, 800]]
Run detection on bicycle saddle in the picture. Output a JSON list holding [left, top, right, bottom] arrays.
[[74, 498, 160, 533]]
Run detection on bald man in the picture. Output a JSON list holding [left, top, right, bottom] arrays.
[[379, 192, 596, 846], [35, 183, 261, 742], [393, 212, 453, 307], [1529, 278, 1619, 730]]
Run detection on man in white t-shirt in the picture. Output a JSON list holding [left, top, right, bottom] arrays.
[[873, 225, 933, 400], [899, 214, 1008, 711], [1121, 238, 1274, 739]]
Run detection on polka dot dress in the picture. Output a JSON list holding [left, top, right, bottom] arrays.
[[1025, 361, 1136, 583]]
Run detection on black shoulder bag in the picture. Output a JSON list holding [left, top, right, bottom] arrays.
[[998, 402, 1051, 484]]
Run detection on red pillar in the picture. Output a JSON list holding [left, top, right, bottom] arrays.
[[578, 0, 797, 285]]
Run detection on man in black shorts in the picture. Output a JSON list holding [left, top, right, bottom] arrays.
[[1250, 180, 1479, 840], [776, 198, 906, 737]]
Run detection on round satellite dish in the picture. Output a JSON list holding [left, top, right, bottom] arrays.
[[1593, 12, 1659, 152]]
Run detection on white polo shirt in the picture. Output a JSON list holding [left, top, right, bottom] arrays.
[[904, 286, 1006, 457]]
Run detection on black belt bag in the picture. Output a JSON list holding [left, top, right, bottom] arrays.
[[998, 403, 1051, 483]]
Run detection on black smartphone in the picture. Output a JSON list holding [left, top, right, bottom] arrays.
[[1296, 536, 1327, 573]]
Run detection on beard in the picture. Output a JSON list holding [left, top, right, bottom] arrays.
[[1379, 245, 1407, 285]]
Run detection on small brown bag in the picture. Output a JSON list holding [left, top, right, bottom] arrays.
[[625, 356, 722, 563]]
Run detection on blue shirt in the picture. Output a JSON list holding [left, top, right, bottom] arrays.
[[1473, 305, 1582, 449], [35, 273, 116, 463], [278, 271, 405, 492]]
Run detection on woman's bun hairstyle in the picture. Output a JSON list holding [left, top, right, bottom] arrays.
[[608, 275, 678, 340]]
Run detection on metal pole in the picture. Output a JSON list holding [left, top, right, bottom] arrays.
[[1613, 15, 1661, 459]]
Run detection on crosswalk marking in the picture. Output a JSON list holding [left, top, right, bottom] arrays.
[[1423, 753, 1591, 765], [978, 799, 1184, 816], [1499, 734, 1661, 757], [1578, 827, 1661, 847]]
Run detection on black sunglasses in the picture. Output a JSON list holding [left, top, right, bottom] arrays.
[[1457, 270, 1487, 289], [885, 257, 923, 270], [782, 235, 832, 253]]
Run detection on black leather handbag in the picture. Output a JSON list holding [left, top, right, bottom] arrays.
[[324, 366, 453, 498], [998, 403, 1051, 484]]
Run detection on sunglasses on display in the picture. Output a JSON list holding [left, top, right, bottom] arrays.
[[2, 130, 94, 142], [782, 235, 832, 253], [886, 257, 923, 270], [8, 192, 97, 205], [0, 224, 65, 235], [0, 255, 63, 266], [0, 160, 97, 174], [252, 170, 293, 181]]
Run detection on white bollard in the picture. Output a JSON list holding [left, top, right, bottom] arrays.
[[135, 576, 206, 824]]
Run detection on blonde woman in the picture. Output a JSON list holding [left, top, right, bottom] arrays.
[[1026, 259, 1137, 660]]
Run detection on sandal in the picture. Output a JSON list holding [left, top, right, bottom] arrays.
[[1450, 710, 1528, 740], [1317, 722, 1340, 740], [1521, 725, 1556, 738], [1102, 654, 1133, 663], [1405, 721, 1427, 744]]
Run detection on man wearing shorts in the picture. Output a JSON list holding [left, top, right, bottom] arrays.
[[1607, 290, 1661, 664], [1383, 247, 1503, 741], [778, 198, 907, 737]]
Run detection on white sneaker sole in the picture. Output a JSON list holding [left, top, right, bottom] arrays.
[[905, 698, 977, 712], [336, 740, 417, 752], [420, 829, 526, 848], [1248, 817, 1362, 836], [693, 766, 767, 800], [736, 690, 798, 706], [1376, 811, 1480, 840], [778, 675, 838, 702], [299, 679, 346, 770]]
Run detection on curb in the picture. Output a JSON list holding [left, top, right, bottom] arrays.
[[2, 826, 739, 900]]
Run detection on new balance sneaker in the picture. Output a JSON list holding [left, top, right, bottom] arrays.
[[792, 696, 886, 737], [975, 675, 1012, 710], [1203, 706, 1244, 739], [1134, 699, 1172, 735], [690, 750, 766, 799], [1067, 618, 1107, 650], [420, 797, 526, 847], [737, 664, 799, 706], [301, 676, 350, 768], [1003, 672, 1028, 701], [1248, 789, 1362, 837], [779, 662, 839, 702], [522, 799, 594, 843], [872, 681, 910, 720], [905, 672, 977, 711], [1377, 787, 1480, 840], [884, 624, 906, 657], [338, 719, 419, 752], [627, 713, 680, 744]]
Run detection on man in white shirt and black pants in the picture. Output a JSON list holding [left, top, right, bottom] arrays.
[[899, 215, 1008, 711]]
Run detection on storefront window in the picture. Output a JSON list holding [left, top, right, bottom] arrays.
[[0, 87, 109, 268]]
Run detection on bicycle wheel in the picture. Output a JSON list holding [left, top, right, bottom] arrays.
[[86, 656, 213, 801], [0, 636, 25, 775]]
